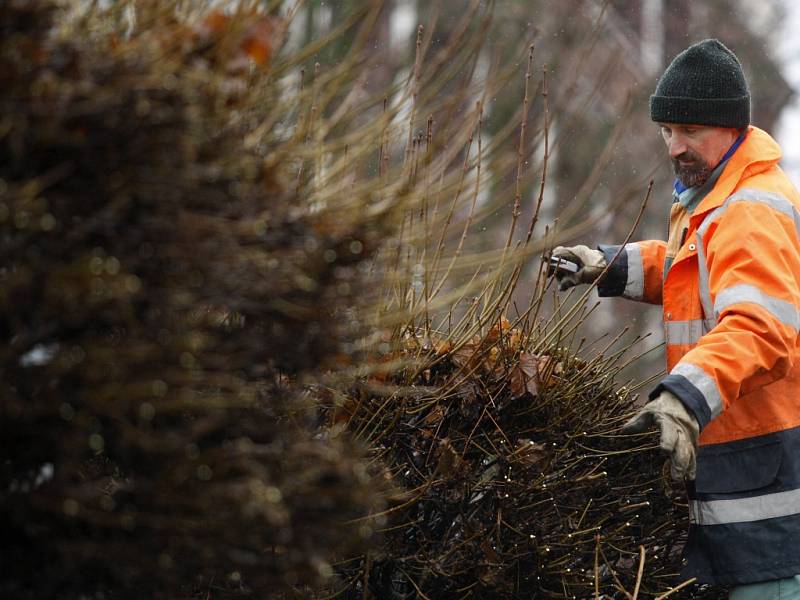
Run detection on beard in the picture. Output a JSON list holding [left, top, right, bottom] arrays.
[[671, 150, 712, 188]]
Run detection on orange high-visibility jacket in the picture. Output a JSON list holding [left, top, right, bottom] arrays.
[[598, 126, 800, 586]]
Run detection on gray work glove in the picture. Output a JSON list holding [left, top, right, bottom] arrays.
[[621, 390, 699, 481], [551, 245, 607, 291]]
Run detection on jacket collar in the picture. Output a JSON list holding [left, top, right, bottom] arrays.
[[691, 126, 782, 220]]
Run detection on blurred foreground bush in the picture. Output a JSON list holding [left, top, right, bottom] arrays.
[[0, 1, 387, 597]]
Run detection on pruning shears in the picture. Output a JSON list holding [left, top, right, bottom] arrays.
[[546, 255, 580, 277]]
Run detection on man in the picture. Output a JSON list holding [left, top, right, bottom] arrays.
[[553, 39, 800, 598]]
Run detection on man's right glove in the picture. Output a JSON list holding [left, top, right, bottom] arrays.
[[621, 390, 700, 481], [551, 245, 607, 291]]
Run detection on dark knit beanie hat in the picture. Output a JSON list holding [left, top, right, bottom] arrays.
[[650, 39, 750, 128]]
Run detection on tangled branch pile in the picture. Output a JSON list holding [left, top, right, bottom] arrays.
[[327, 301, 726, 598]]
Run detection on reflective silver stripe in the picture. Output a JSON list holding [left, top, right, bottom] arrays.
[[695, 188, 800, 330], [624, 243, 644, 300], [697, 188, 800, 237], [695, 231, 716, 330], [671, 362, 723, 419], [715, 284, 800, 331], [690, 487, 800, 525], [665, 319, 705, 345]]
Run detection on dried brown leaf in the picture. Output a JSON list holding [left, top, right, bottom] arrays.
[[481, 539, 501, 563], [518, 352, 540, 396], [435, 340, 453, 355], [509, 366, 526, 397], [451, 342, 477, 370], [434, 438, 461, 476], [424, 404, 445, 425]]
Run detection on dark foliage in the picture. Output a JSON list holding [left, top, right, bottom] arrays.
[[0, 2, 383, 597]]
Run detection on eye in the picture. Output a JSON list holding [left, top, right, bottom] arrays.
[[683, 127, 698, 135], [660, 126, 671, 137]]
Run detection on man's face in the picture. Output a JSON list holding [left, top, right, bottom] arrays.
[[658, 123, 741, 188]]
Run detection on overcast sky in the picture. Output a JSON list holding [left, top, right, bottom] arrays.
[[775, 1, 800, 183]]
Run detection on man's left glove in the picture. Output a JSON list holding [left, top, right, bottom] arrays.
[[621, 390, 699, 481]]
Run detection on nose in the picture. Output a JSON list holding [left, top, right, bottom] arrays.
[[667, 133, 687, 158]]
